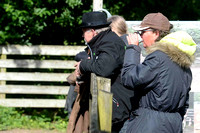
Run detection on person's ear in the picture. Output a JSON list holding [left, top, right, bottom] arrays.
[[155, 30, 160, 36], [91, 29, 97, 36], [154, 30, 160, 39], [152, 30, 159, 41]]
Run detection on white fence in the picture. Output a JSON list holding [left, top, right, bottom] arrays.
[[0, 45, 85, 108]]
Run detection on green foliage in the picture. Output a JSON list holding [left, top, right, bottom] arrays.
[[0, 0, 91, 45], [104, 0, 200, 21], [67, 0, 82, 9], [1, 0, 200, 45], [0, 106, 68, 132]]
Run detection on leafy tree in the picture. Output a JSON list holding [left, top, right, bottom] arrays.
[[0, 0, 92, 45], [1, 0, 200, 45], [104, 0, 200, 20]]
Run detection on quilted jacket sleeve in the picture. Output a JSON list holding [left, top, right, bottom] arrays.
[[121, 45, 160, 90]]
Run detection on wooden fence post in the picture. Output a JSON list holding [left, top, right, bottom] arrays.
[[97, 76, 112, 132], [90, 73, 99, 133], [89, 73, 112, 133], [93, 0, 103, 11]]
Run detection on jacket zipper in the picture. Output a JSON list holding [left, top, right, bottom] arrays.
[[113, 97, 119, 107]]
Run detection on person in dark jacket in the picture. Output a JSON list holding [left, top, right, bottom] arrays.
[[65, 9, 111, 119], [121, 12, 197, 133], [75, 11, 134, 132], [107, 15, 133, 133]]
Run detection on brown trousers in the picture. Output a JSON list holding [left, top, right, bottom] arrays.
[[66, 84, 89, 133]]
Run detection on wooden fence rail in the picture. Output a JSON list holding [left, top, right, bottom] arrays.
[[0, 45, 85, 108]]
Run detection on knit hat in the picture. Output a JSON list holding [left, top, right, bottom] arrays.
[[160, 31, 196, 56], [133, 12, 171, 32]]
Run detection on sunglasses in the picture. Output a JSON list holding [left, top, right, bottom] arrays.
[[136, 29, 154, 36]]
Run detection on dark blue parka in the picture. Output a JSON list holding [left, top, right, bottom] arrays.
[[79, 28, 134, 130], [121, 41, 194, 133]]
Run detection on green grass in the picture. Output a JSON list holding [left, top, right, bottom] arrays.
[[0, 106, 68, 132]]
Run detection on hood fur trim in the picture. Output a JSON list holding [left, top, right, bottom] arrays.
[[146, 42, 195, 68]]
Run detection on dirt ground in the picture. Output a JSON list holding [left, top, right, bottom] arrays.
[[0, 129, 65, 133]]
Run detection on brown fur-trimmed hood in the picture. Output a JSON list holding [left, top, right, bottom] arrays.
[[146, 42, 195, 68]]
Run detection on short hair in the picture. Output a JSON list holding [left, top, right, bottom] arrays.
[[95, 27, 110, 34], [107, 15, 127, 36], [153, 24, 173, 41]]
